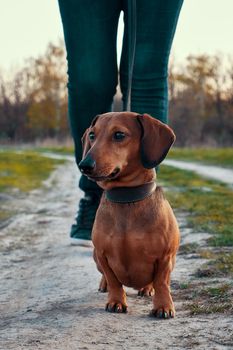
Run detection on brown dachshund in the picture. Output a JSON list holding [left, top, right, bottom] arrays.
[[79, 112, 179, 319]]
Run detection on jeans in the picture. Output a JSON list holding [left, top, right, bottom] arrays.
[[58, 0, 183, 192]]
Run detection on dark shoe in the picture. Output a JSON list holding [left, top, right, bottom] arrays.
[[70, 191, 102, 246]]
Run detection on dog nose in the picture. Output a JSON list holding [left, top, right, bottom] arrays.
[[78, 155, 96, 174]]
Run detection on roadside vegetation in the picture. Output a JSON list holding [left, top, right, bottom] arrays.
[[168, 147, 233, 168], [158, 164, 233, 315], [35, 146, 74, 156], [0, 150, 64, 192], [0, 150, 64, 226], [159, 165, 232, 247], [174, 280, 233, 315]]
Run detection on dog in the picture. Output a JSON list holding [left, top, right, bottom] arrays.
[[79, 112, 179, 319]]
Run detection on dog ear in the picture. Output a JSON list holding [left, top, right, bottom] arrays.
[[136, 114, 176, 169]]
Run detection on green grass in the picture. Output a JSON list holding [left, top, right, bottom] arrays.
[[175, 281, 233, 315], [0, 150, 64, 193], [195, 251, 233, 278], [210, 252, 233, 275], [35, 146, 74, 155], [0, 149, 65, 227], [168, 147, 233, 168], [174, 281, 233, 315], [188, 283, 233, 315], [188, 301, 233, 315], [159, 164, 233, 277], [159, 165, 233, 247]]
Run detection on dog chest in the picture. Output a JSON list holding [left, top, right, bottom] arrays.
[[106, 248, 156, 289]]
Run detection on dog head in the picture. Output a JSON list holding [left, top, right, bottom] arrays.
[[79, 112, 175, 189]]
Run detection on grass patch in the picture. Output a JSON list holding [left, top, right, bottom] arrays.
[[0, 149, 65, 227], [189, 283, 233, 315], [36, 146, 74, 155], [0, 150, 64, 226], [210, 252, 233, 275], [174, 281, 233, 315], [168, 148, 233, 168], [159, 164, 233, 278], [179, 242, 199, 255], [188, 301, 232, 315], [194, 250, 233, 277], [159, 165, 233, 247], [0, 150, 65, 193]]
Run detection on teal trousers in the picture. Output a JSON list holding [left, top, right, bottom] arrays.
[[58, 0, 183, 192]]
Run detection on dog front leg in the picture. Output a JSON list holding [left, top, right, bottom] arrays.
[[96, 254, 127, 313], [93, 249, 108, 292], [98, 275, 108, 293], [151, 255, 175, 319]]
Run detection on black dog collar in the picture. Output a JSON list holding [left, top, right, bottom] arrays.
[[105, 182, 156, 203]]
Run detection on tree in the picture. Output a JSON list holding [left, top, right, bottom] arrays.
[[26, 40, 68, 139], [169, 54, 233, 146], [0, 68, 31, 141]]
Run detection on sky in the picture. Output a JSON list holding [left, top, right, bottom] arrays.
[[0, 0, 233, 73]]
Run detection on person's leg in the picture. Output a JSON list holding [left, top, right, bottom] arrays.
[[58, 0, 121, 241], [120, 0, 183, 123], [58, 0, 121, 188]]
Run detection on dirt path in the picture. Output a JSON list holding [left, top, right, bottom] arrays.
[[164, 160, 233, 186], [0, 160, 232, 350]]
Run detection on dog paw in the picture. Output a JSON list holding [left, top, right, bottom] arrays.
[[138, 285, 155, 297], [105, 302, 127, 313], [150, 307, 175, 319]]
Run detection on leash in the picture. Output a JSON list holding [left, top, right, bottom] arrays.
[[105, 182, 156, 203], [125, 0, 137, 112]]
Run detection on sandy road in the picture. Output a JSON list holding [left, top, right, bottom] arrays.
[[0, 159, 232, 350]]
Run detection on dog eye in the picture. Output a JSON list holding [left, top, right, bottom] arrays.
[[89, 132, 95, 141], [113, 131, 125, 141]]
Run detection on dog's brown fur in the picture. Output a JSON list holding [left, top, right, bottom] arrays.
[[80, 112, 180, 318]]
